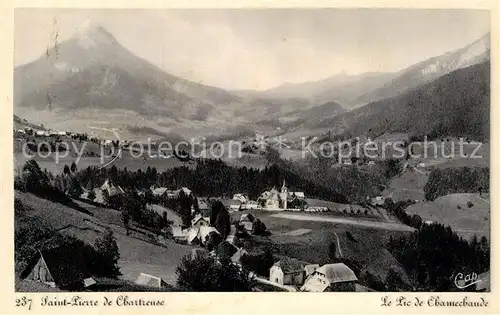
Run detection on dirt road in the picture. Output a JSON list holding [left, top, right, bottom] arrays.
[[271, 213, 414, 232]]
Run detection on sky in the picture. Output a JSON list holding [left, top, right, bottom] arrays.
[[14, 9, 490, 90]]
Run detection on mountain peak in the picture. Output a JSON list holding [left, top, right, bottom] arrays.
[[72, 19, 117, 48]]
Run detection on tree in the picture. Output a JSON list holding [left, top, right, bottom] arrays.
[[329, 241, 337, 261], [240, 248, 275, 277], [93, 228, 121, 278], [63, 165, 71, 175], [176, 254, 250, 291], [252, 219, 268, 235], [67, 177, 83, 198], [210, 200, 225, 226], [215, 209, 230, 239], [122, 211, 131, 236], [178, 190, 193, 227], [70, 162, 77, 173], [87, 189, 96, 201]]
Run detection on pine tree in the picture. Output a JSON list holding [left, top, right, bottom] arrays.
[[93, 228, 121, 278]]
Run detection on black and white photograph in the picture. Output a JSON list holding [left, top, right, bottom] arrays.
[[13, 8, 490, 294]]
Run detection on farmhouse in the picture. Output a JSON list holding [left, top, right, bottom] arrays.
[[151, 187, 169, 198], [301, 263, 358, 292], [269, 257, 306, 286], [171, 226, 189, 243], [304, 264, 320, 278], [135, 273, 168, 289], [93, 179, 125, 203], [233, 193, 247, 203], [185, 225, 220, 246], [20, 247, 96, 290]]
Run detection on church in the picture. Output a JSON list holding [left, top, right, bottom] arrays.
[[258, 181, 305, 210]]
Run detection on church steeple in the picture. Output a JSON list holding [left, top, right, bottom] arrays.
[[281, 179, 288, 193]]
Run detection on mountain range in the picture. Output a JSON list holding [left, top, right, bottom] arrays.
[[14, 20, 490, 141]]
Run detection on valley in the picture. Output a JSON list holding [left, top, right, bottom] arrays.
[[13, 12, 490, 294]]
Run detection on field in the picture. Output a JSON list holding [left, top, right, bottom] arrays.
[[381, 167, 429, 202], [230, 209, 414, 289], [15, 192, 192, 286], [406, 193, 490, 240]]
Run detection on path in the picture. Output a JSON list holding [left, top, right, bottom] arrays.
[[271, 213, 414, 232]]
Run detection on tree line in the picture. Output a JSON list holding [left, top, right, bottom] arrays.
[[424, 167, 489, 201], [387, 222, 489, 291]]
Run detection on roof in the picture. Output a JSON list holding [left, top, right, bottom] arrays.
[[135, 273, 167, 288], [191, 214, 208, 226], [198, 225, 219, 240], [290, 192, 305, 198], [221, 199, 242, 207], [273, 257, 305, 274], [171, 226, 186, 238], [231, 248, 249, 264], [187, 228, 200, 243], [215, 241, 238, 260], [151, 187, 169, 196], [101, 179, 125, 196], [197, 198, 210, 210], [22, 246, 93, 288], [240, 213, 254, 222], [304, 264, 320, 275], [314, 263, 358, 284]]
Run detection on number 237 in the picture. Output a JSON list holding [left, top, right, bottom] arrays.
[[15, 296, 33, 310]]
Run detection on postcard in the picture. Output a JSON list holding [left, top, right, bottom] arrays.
[[1, 1, 498, 314]]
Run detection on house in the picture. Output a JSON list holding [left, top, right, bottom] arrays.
[[269, 257, 306, 286], [301, 263, 358, 292], [191, 214, 209, 228], [171, 226, 188, 243], [231, 248, 249, 265], [368, 161, 376, 166], [239, 213, 255, 232], [370, 196, 385, 206], [241, 200, 259, 210], [101, 179, 125, 196], [304, 264, 320, 278], [233, 193, 247, 204], [135, 273, 168, 289], [221, 199, 242, 212], [259, 180, 290, 210], [187, 228, 201, 245], [197, 226, 220, 245], [288, 192, 305, 200], [93, 179, 125, 204], [20, 247, 96, 290], [186, 226, 220, 246], [196, 198, 210, 212], [151, 187, 169, 198]]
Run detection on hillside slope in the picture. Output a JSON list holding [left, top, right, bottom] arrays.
[[354, 33, 490, 105], [300, 61, 490, 141]]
